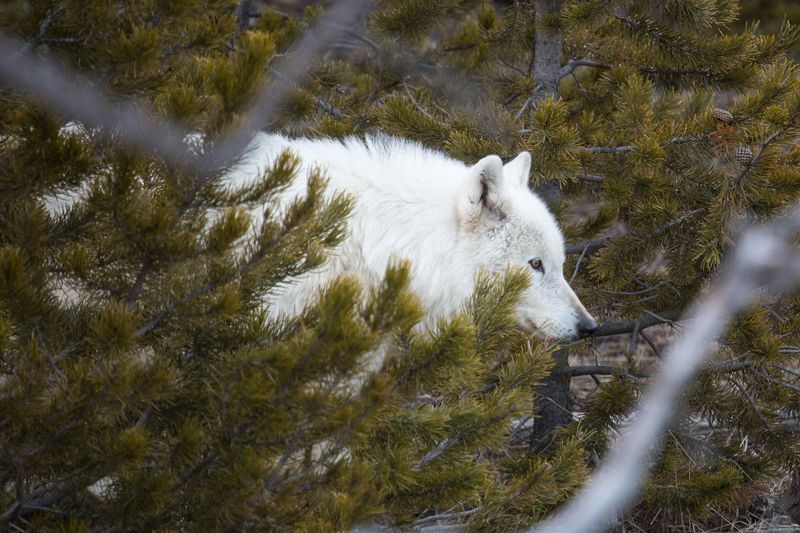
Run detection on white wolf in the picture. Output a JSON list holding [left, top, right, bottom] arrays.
[[227, 134, 597, 340]]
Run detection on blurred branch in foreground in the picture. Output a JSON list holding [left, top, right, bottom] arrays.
[[0, 0, 375, 175], [534, 205, 800, 533]]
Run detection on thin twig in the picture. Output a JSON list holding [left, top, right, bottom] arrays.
[[638, 330, 662, 360], [413, 508, 479, 526], [570, 244, 589, 282], [734, 130, 783, 186]]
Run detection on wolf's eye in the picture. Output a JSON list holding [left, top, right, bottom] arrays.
[[528, 258, 544, 273]]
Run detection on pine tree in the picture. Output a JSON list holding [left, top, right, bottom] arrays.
[[256, 0, 800, 529], [0, 1, 583, 530], [1, 0, 800, 531]]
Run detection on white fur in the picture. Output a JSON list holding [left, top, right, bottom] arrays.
[[226, 133, 595, 339]]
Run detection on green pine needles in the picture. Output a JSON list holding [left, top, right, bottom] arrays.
[[1, 0, 800, 531]]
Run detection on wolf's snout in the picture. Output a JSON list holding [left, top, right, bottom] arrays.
[[577, 315, 598, 338]]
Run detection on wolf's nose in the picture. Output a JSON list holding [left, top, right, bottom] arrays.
[[578, 316, 598, 338]]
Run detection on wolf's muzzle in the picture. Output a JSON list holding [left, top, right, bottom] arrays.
[[577, 315, 598, 338]]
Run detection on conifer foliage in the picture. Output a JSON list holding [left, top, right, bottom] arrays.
[[1, 0, 800, 531]]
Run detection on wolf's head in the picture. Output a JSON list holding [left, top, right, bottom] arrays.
[[458, 152, 597, 340]]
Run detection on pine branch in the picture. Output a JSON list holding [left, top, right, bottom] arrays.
[[565, 207, 703, 256], [19, 2, 68, 53], [709, 360, 753, 373], [36, 36, 81, 46], [0, 462, 98, 525], [774, 365, 800, 379], [133, 192, 342, 338], [756, 369, 800, 394], [413, 407, 515, 470], [203, 0, 377, 172], [730, 378, 776, 431], [32, 320, 66, 380], [639, 66, 714, 79], [733, 109, 800, 185], [133, 250, 266, 337]]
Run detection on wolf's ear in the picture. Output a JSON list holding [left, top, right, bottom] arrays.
[[503, 151, 531, 188], [463, 155, 505, 216]]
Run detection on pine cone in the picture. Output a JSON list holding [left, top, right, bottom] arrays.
[[732, 146, 753, 165], [713, 108, 734, 124]]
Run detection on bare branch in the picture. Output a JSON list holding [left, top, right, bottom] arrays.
[[20, 2, 67, 52], [576, 145, 634, 154], [575, 135, 705, 155], [316, 96, 346, 118], [575, 173, 605, 183], [565, 208, 702, 256], [515, 96, 533, 120], [558, 59, 610, 79], [756, 368, 800, 394], [1, 462, 98, 525], [565, 237, 615, 255], [591, 310, 681, 337], [565, 360, 753, 380], [564, 365, 653, 378]]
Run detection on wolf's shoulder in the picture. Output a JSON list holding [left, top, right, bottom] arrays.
[[258, 132, 443, 165], [244, 132, 465, 195]]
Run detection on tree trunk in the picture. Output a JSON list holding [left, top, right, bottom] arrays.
[[532, 0, 563, 104], [778, 469, 800, 525], [530, 350, 572, 450], [236, 0, 256, 32], [529, 0, 572, 449]]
